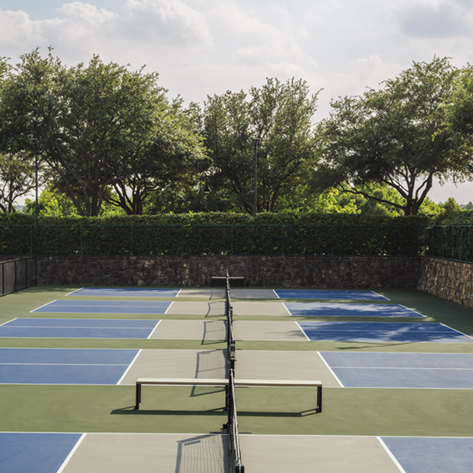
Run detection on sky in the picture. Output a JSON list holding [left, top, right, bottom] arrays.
[[1, 0, 473, 204]]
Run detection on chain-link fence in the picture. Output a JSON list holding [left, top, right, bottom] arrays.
[[0, 257, 37, 296]]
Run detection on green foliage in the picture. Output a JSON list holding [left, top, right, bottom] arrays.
[[202, 78, 320, 214], [316, 57, 466, 216], [0, 212, 428, 257]]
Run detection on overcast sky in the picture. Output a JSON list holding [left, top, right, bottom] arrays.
[[1, 0, 473, 203]]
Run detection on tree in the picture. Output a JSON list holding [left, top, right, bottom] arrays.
[[315, 57, 468, 215], [105, 99, 208, 215], [0, 49, 169, 216], [203, 78, 320, 214], [0, 152, 38, 213]]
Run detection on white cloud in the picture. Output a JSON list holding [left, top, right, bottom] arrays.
[[123, 0, 213, 46]]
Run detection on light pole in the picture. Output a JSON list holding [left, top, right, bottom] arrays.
[[30, 138, 39, 217], [253, 137, 260, 216]]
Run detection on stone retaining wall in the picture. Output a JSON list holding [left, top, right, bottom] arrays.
[[37, 256, 422, 289], [418, 257, 473, 309]]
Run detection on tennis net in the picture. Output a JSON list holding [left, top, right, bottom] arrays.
[[226, 368, 245, 473]]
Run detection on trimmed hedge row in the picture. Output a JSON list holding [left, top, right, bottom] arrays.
[[0, 213, 428, 257]]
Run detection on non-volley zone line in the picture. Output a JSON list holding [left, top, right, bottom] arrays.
[[285, 303, 425, 318], [320, 352, 473, 389], [32, 300, 173, 314], [0, 319, 161, 339], [67, 287, 182, 297], [274, 289, 388, 300], [0, 348, 140, 384], [297, 321, 473, 343]]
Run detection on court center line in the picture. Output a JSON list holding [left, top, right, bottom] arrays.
[[57, 433, 87, 473], [317, 352, 344, 387], [116, 349, 142, 385], [377, 437, 407, 473]]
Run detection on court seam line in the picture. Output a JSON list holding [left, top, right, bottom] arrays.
[[117, 349, 142, 385], [31, 300, 57, 313], [377, 437, 407, 473], [317, 352, 344, 387], [56, 433, 87, 473], [147, 320, 162, 339], [294, 321, 311, 341]]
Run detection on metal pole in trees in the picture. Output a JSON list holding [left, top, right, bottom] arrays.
[[253, 138, 260, 216]]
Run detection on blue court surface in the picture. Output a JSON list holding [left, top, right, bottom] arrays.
[[285, 303, 425, 318], [0, 348, 139, 384], [381, 436, 473, 473], [298, 321, 473, 344], [0, 318, 160, 339], [0, 432, 83, 473], [32, 300, 172, 314], [275, 289, 388, 300], [320, 352, 473, 388], [67, 287, 181, 297]]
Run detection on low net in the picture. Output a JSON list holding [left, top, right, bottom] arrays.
[[225, 271, 236, 370], [227, 368, 245, 473]]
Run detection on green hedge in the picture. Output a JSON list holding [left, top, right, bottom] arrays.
[[0, 212, 429, 257]]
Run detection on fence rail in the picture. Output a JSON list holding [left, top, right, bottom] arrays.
[[0, 224, 425, 258], [0, 257, 37, 296]]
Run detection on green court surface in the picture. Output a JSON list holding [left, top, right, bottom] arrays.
[[1, 285, 473, 472]]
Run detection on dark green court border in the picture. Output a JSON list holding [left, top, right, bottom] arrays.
[[1, 384, 472, 437]]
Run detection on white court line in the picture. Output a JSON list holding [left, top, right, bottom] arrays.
[[282, 303, 292, 315], [371, 291, 389, 301], [317, 352, 344, 387], [147, 320, 162, 339], [0, 318, 16, 327], [164, 301, 174, 314], [65, 288, 84, 297], [175, 289, 182, 297], [0, 363, 130, 367], [295, 322, 311, 341], [439, 322, 473, 341], [272, 289, 280, 299], [30, 300, 57, 313], [377, 437, 407, 473], [117, 349, 142, 385], [57, 433, 87, 473]]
